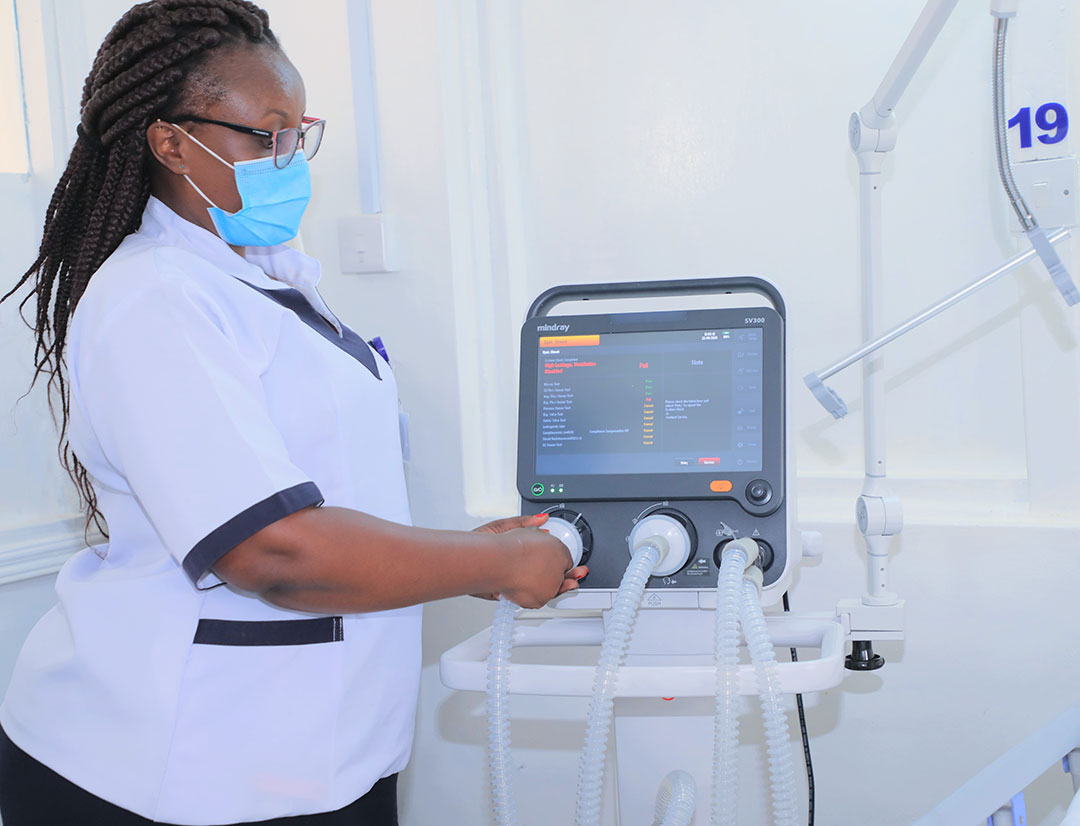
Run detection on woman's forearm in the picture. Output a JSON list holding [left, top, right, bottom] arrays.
[[213, 506, 572, 612]]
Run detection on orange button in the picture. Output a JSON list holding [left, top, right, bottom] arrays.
[[710, 480, 733, 493]]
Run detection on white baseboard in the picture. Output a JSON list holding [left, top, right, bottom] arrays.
[[0, 516, 104, 586]]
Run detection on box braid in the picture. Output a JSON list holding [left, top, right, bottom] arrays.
[[1, 0, 279, 535]]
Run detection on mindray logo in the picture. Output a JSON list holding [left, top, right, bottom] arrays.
[[537, 323, 570, 332]]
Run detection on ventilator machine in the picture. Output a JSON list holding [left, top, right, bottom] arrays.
[[442, 276, 830, 826]]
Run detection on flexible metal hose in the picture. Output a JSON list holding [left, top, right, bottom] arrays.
[[993, 17, 1036, 231]]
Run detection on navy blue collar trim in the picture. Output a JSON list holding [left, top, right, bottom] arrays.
[[235, 280, 381, 380]]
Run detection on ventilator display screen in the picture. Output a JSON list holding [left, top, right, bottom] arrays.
[[535, 328, 763, 475]]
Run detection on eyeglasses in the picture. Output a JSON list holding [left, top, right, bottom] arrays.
[[167, 114, 326, 169]]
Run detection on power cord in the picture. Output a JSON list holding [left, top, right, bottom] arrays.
[[782, 591, 815, 826]]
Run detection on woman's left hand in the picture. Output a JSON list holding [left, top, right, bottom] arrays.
[[470, 513, 588, 601]]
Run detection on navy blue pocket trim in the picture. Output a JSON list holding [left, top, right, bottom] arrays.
[[183, 481, 324, 587], [194, 616, 344, 646]]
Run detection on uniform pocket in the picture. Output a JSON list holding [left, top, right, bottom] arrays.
[[155, 626, 346, 823]]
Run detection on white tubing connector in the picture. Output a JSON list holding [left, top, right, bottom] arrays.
[[721, 536, 760, 569], [629, 512, 692, 576], [634, 534, 670, 565]]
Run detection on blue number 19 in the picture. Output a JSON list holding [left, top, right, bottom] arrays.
[[1009, 103, 1069, 148]]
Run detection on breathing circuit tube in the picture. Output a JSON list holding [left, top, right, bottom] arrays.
[[487, 597, 520, 826], [575, 539, 667, 826], [711, 539, 754, 826], [487, 534, 796, 826], [488, 541, 697, 826], [652, 770, 697, 826], [740, 573, 800, 826]]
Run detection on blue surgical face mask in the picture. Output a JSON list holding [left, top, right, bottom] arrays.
[[172, 123, 311, 247]]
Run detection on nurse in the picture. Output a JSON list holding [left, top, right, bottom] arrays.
[[0, 1, 581, 824]]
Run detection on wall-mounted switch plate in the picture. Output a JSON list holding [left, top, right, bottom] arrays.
[[1010, 157, 1077, 231], [338, 214, 399, 273]]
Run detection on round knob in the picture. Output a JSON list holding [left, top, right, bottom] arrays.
[[544, 518, 584, 566], [746, 479, 773, 506], [541, 510, 592, 567], [628, 513, 693, 577]]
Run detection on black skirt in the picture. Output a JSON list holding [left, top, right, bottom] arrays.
[[0, 725, 398, 826]]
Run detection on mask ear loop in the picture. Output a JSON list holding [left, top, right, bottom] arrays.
[[182, 170, 223, 210], [156, 119, 235, 210], [164, 120, 235, 169]]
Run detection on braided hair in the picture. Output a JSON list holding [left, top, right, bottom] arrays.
[[1, 0, 279, 535]]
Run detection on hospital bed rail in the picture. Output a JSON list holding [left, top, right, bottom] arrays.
[[911, 698, 1080, 825]]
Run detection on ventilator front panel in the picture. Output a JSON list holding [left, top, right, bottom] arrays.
[[518, 307, 787, 591]]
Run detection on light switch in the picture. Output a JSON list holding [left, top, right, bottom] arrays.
[[338, 214, 399, 273], [1010, 157, 1077, 232]]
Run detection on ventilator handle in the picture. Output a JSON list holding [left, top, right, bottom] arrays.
[[526, 276, 786, 320]]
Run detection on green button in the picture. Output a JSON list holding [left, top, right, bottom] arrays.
[[531, 483, 544, 496]]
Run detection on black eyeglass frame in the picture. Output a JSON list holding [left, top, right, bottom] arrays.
[[167, 114, 325, 168]]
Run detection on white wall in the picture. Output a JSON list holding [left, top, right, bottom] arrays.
[[0, 0, 95, 723], [361, 2, 1080, 824], [0, 0, 86, 536], [2, 1, 1080, 825]]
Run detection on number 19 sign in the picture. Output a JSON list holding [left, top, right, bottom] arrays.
[[1009, 102, 1069, 148]]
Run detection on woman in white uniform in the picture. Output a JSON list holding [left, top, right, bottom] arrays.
[[0, 2, 582, 824]]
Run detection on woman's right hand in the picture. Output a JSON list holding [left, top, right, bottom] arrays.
[[494, 525, 579, 609]]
